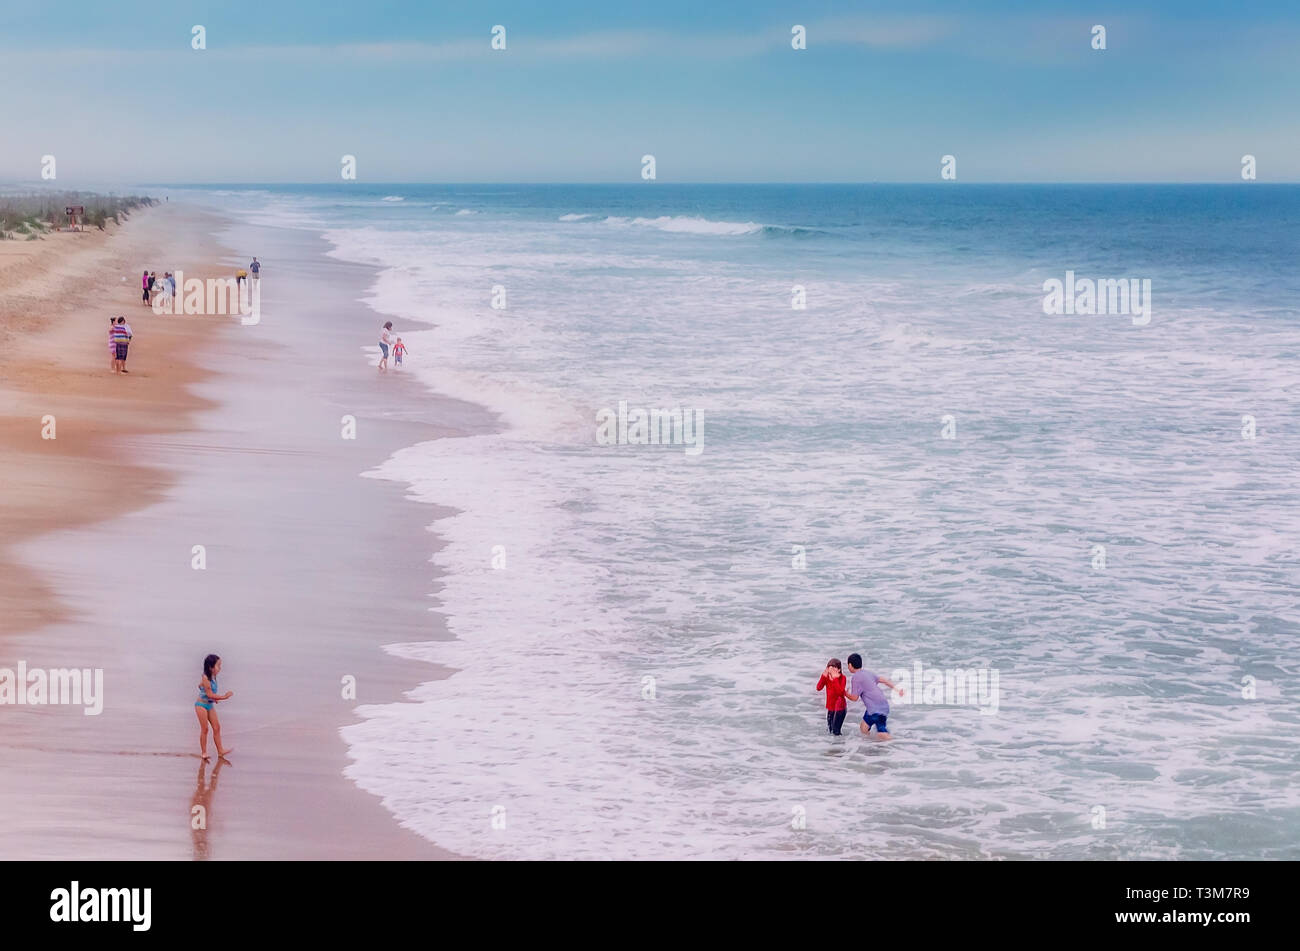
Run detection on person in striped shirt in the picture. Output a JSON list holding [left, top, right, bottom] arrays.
[[112, 316, 132, 373]]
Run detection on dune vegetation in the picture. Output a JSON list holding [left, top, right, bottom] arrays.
[[0, 192, 155, 239]]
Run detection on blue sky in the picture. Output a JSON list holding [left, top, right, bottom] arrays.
[[1, 1, 1297, 183]]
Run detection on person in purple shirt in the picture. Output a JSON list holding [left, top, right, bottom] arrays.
[[845, 653, 903, 740]]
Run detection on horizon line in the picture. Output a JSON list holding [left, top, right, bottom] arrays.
[[5, 181, 1296, 191], [71, 180, 1300, 188]]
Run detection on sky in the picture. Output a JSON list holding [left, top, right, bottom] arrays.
[[0, 0, 1297, 184]]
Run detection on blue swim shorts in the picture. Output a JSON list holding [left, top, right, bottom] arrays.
[[863, 712, 889, 733]]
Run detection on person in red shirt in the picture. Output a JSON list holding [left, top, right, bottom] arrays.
[[816, 658, 848, 735]]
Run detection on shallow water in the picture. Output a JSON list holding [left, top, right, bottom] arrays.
[[180, 183, 1300, 858]]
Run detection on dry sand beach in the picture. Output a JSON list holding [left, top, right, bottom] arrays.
[[0, 214, 217, 638], [0, 202, 471, 859]]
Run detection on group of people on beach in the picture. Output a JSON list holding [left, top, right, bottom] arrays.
[[140, 270, 176, 305], [377, 320, 408, 370], [187, 648, 892, 759], [816, 653, 903, 739], [140, 257, 261, 309], [235, 257, 260, 288]]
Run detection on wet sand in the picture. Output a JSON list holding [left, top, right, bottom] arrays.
[[0, 203, 484, 859]]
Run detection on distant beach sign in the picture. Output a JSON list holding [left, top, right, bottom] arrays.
[[65, 205, 85, 231]]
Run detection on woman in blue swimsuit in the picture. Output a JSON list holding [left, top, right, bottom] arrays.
[[194, 654, 234, 760]]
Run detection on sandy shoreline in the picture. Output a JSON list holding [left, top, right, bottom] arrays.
[[0, 207, 221, 637], [0, 203, 467, 859]]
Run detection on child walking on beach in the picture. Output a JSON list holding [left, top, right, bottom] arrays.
[[393, 337, 408, 366], [111, 317, 132, 373], [846, 653, 903, 740], [194, 653, 233, 761], [816, 658, 848, 735]]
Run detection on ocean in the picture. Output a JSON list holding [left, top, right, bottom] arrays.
[[175, 183, 1300, 859]]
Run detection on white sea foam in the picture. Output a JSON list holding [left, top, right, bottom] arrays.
[[381, 195, 405, 202], [558, 213, 591, 221], [602, 214, 762, 236]]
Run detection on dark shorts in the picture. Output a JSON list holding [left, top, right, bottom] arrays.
[[826, 708, 847, 735], [379, 342, 389, 358], [114, 343, 129, 360], [863, 712, 889, 733]]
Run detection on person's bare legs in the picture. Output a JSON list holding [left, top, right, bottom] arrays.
[[860, 719, 892, 740], [210, 708, 232, 756], [195, 706, 211, 760]]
